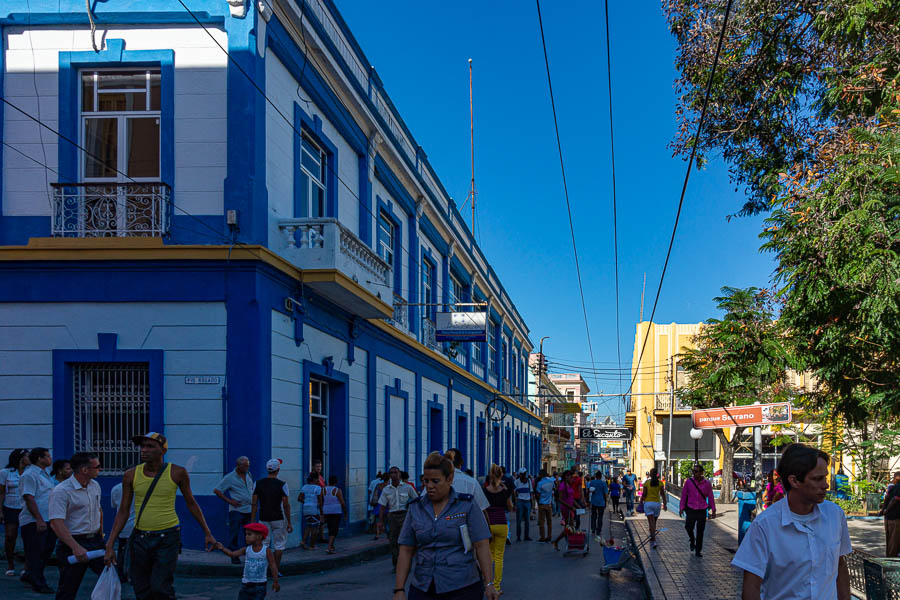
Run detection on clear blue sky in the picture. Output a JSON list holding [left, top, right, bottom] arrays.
[[337, 1, 775, 419]]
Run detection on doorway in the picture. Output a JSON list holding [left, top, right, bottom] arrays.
[[477, 421, 486, 477], [429, 407, 443, 453], [310, 379, 329, 475], [457, 414, 468, 461]]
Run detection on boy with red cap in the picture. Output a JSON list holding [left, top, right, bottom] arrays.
[[215, 522, 280, 599]]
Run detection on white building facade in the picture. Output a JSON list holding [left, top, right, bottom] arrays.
[[0, 0, 540, 549]]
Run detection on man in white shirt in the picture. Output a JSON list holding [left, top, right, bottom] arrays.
[[732, 443, 851, 600], [109, 481, 135, 582], [445, 448, 489, 511], [49, 452, 105, 600], [377, 466, 418, 571], [20, 447, 56, 593]]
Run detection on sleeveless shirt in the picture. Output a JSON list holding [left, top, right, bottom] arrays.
[[133, 463, 179, 531]]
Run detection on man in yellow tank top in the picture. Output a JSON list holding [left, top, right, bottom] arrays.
[[103, 432, 217, 600]]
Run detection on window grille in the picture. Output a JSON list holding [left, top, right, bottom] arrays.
[[73, 363, 150, 475]]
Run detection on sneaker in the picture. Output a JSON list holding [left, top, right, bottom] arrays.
[[594, 535, 602, 543], [689, 540, 695, 551], [695, 551, 703, 558], [4, 570, 14, 577], [651, 541, 658, 549]]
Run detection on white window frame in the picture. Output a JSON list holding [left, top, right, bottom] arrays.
[[80, 69, 161, 184], [488, 323, 497, 372], [310, 378, 329, 417], [378, 211, 395, 267], [299, 134, 327, 217]]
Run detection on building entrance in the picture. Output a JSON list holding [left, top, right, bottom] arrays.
[[310, 379, 329, 475]]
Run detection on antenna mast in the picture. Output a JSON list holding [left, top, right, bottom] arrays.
[[469, 58, 476, 237]]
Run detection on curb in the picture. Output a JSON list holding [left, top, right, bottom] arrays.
[[623, 518, 657, 600], [175, 542, 391, 577]]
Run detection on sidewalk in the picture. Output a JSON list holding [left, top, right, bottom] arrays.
[[176, 531, 389, 576], [628, 507, 742, 600]]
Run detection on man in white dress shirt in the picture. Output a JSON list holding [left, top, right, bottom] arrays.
[[445, 448, 489, 511], [732, 443, 851, 600]]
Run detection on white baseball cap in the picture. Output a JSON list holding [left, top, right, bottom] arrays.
[[518, 467, 527, 474], [266, 458, 282, 472]]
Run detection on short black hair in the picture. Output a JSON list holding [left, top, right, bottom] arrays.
[[446, 448, 463, 469], [307, 472, 320, 483], [69, 452, 98, 473], [777, 443, 829, 492], [6, 448, 28, 470], [51, 459, 70, 477], [28, 447, 49, 465]]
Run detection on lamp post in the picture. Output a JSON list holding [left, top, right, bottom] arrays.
[[690, 427, 703, 464]]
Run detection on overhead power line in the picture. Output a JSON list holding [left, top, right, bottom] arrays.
[[603, 0, 624, 401], [535, 0, 603, 396], [625, 0, 734, 400]]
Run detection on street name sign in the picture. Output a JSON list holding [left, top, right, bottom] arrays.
[[691, 402, 792, 429], [549, 403, 582, 414], [578, 427, 632, 440], [184, 376, 221, 384]]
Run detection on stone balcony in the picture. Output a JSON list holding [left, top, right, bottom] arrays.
[[278, 218, 393, 319]]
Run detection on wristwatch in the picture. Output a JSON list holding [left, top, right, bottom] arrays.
[[393, 588, 405, 593]]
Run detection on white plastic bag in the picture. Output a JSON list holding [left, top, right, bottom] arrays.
[[91, 565, 121, 600]]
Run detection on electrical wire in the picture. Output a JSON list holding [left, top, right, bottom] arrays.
[[535, 0, 603, 397], [624, 0, 734, 402], [603, 0, 624, 405]]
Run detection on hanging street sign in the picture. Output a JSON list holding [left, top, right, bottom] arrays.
[[548, 403, 582, 414], [691, 402, 793, 429], [435, 311, 487, 342], [578, 427, 632, 440]]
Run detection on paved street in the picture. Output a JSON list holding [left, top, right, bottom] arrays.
[[0, 513, 645, 599]]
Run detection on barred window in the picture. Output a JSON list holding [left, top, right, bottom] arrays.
[[73, 363, 150, 475]]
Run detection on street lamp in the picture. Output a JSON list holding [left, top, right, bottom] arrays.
[[690, 427, 703, 464]]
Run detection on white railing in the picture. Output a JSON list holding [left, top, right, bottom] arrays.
[[278, 218, 391, 291], [51, 182, 170, 237], [421, 317, 439, 351]]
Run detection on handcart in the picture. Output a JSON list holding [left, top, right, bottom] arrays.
[[599, 528, 667, 576], [563, 508, 590, 557]]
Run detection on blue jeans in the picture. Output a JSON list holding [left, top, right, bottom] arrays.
[[515, 501, 532, 540], [624, 489, 635, 511], [238, 582, 267, 600], [228, 511, 252, 551]]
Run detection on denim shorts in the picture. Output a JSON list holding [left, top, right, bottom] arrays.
[[643, 501, 661, 517], [238, 581, 267, 600]]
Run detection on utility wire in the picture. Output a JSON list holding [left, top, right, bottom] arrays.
[[625, 0, 734, 401], [603, 0, 624, 407], [535, 0, 602, 396]]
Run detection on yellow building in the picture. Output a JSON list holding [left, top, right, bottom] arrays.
[[625, 321, 712, 479]]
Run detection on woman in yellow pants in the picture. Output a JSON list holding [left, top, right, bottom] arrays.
[[482, 464, 514, 592]]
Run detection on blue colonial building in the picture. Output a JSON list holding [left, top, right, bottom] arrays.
[[0, 0, 541, 548]]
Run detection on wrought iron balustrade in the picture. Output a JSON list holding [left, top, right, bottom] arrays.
[[421, 317, 439, 351], [51, 182, 170, 237]]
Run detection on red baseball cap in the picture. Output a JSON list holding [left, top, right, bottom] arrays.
[[244, 523, 268, 538]]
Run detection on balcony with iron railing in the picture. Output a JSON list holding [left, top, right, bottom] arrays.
[[390, 294, 409, 331], [51, 182, 170, 237], [278, 218, 393, 319], [654, 393, 694, 413]]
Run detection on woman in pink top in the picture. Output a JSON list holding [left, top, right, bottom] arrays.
[[551, 471, 576, 550], [764, 471, 784, 508]]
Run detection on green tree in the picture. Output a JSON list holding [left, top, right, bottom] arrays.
[[760, 123, 900, 422], [677, 287, 794, 503], [663, 0, 900, 216]]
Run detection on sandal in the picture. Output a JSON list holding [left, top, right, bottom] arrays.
[[326, 548, 336, 554]]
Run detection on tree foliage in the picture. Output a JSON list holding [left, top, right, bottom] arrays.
[[676, 287, 794, 502], [760, 122, 900, 422], [663, 0, 900, 216]]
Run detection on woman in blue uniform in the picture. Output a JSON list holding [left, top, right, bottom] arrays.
[[393, 452, 498, 600]]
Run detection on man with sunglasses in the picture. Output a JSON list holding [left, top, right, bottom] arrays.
[[48, 452, 104, 600]]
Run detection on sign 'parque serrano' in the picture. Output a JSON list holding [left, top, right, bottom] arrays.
[[691, 402, 793, 429]]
